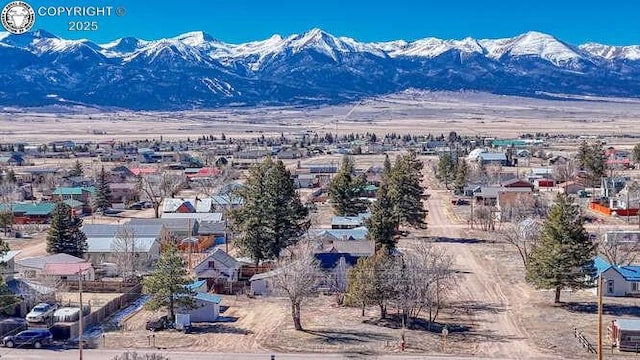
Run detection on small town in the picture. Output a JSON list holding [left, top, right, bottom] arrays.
[[0, 130, 638, 359]]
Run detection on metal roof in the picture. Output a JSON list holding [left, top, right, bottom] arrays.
[[83, 223, 165, 238], [616, 319, 640, 331]]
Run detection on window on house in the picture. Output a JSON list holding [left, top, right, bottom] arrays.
[[633, 282, 640, 292], [208, 261, 216, 269], [608, 280, 615, 294]]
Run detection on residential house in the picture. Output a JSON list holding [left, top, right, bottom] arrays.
[[0, 153, 25, 166], [293, 174, 319, 189], [594, 257, 640, 297], [331, 213, 370, 229], [315, 239, 375, 291], [602, 177, 628, 199], [82, 223, 168, 267], [162, 198, 215, 214], [500, 179, 535, 190], [474, 187, 532, 207], [477, 153, 509, 166], [0, 202, 55, 224], [0, 251, 20, 282], [314, 227, 368, 241], [128, 218, 197, 239], [209, 195, 243, 212], [15, 253, 94, 282], [51, 187, 95, 213], [558, 181, 585, 195], [193, 248, 241, 289], [109, 183, 139, 204]]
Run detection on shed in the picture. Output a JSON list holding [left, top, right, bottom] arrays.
[[609, 319, 640, 351], [178, 293, 221, 322]]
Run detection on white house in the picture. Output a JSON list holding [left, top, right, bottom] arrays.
[[193, 248, 241, 286], [594, 257, 640, 297]]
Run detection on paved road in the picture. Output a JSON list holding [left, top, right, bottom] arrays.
[[0, 348, 508, 360]]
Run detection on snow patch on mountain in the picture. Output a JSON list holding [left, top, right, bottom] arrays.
[[579, 43, 640, 61], [479, 31, 582, 66]]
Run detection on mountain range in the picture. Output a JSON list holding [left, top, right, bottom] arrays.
[[2, 29, 640, 110]]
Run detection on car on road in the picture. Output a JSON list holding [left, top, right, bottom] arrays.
[[26, 303, 58, 323], [451, 198, 469, 206], [3, 329, 53, 348]]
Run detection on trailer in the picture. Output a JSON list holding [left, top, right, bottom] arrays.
[[609, 319, 640, 352]]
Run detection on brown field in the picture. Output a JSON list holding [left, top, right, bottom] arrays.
[[3, 92, 640, 144]]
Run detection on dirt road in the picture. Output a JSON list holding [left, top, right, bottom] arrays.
[[422, 184, 558, 359]]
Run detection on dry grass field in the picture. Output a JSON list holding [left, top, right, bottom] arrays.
[[3, 92, 640, 143]]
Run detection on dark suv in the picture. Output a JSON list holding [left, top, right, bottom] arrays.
[[145, 316, 168, 331], [3, 329, 53, 348]]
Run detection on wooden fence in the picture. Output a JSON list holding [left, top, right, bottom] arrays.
[[574, 327, 597, 354]]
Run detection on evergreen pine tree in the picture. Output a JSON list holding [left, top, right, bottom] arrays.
[[388, 151, 428, 230], [526, 193, 596, 303], [436, 153, 457, 189], [328, 156, 368, 216], [365, 184, 396, 251], [46, 202, 88, 258], [70, 160, 84, 178], [143, 243, 195, 320], [229, 158, 309, 264], [453, 159, 470, 194], [93, 166, 112, 213]]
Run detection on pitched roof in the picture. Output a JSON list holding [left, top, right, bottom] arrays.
[[196, 248, 239, 270], [331, 213, 370, 227], [53, 187, 95, 195], [82, 223, 165, 238], [197, 221, 226, 235], [161, 212, 223, 222], [194, 292, 221, 304], [0, 251, 20, 263], [314, 227, 368, 241], [86, 237, 159, 253], [0, 202, 55, 216], [163, 198, 213, 213], [615, 319, 640, 331], [315, 253, 360, 269], [128, 218, 195, 233], [595, 256, 640, 282], [186, 280, 207, 291], [17, 253, 86, 270], [44, 262, 92, 276], [321, 240, 375, 257]]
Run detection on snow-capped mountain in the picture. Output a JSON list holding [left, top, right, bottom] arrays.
[[1, 28, 640, 110]]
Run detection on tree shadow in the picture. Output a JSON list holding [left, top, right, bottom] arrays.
[[363, 314, 470, 333], [302, 328, 394, 345], [432, 237, 487, 244], [190, 323, 252, 335], [449, 301, 507, 315], [562, 302, 640, 317]]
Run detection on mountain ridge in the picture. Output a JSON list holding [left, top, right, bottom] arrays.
[[2, 28, 640, 110]]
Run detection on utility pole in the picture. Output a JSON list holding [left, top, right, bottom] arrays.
[[78, 266, 84, 360], [598, 275, 603, 360]]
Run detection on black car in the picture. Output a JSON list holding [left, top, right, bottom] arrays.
[[145, 316, 168, 331], [3, 329, 53, 348]]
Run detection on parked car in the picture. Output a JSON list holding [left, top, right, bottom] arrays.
[[127, 201, 145, 210], [145, 315, 168, 331], [26, 303, 58, 323], [451, 199, 469, 206], [3, 329, 53, 348]]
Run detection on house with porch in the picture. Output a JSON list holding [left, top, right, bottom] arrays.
[[15, 253, 94, 282]]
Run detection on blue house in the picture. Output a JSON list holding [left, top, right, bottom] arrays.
[[594, 257, 640, 297]]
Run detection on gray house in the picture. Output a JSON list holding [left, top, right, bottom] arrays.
[[193, 248, 241, 287], [81, 223, 168, 267]]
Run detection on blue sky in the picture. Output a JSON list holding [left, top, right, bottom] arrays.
[[19, 0, 640, 45]]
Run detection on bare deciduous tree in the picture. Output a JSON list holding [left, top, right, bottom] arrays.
[[595, 226, 640, 266], [474, 205, 496, 231], [0, 184, 16, 236], [498, 217, 541, 267], [553, 160, 576, 184], [113, 224, 140, 277], [269, 241, 324, 331], [392, 242, 455, 328], [137, 170, 185, 218]]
